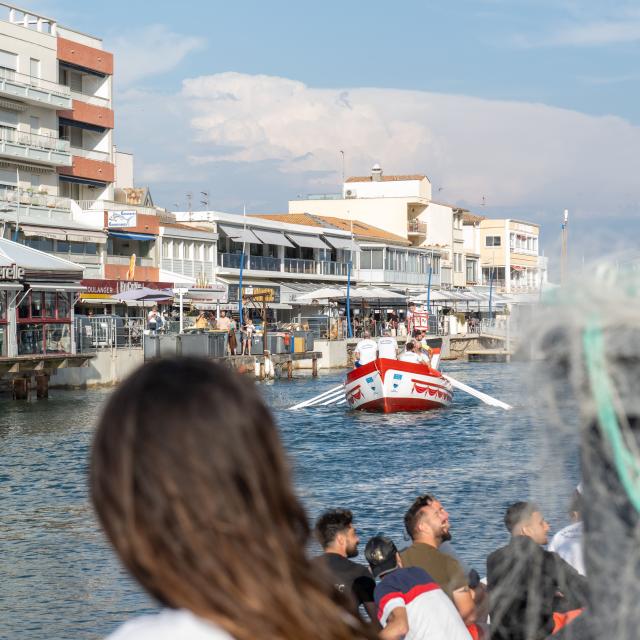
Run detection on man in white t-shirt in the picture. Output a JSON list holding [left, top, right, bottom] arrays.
[[398, 341, 423, 364], [548, 486, 585, 575], [378, 331, 398, 360], [354, 330, 377, 366]]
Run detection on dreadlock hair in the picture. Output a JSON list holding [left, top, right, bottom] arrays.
[[90, 357, 376, 640]]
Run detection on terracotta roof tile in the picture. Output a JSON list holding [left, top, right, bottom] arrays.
[[250, 213, 410, 245], [462, 213, 486, 224]]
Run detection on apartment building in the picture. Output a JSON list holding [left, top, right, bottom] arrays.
[[462, 212, 484, 286], [479, 218, 546, 292], [289, 165, 463, 288], [0, 3, 114, 277]]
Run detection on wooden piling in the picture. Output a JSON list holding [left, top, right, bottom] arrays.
[[12, 377, 29, 400], [36, 374, 49, 399], [259, 361, 265, 380], [287, 359, 293, 379], [312, 356, 318, 377]]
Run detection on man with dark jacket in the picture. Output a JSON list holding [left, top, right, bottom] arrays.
[[487, 502, 588, 640]]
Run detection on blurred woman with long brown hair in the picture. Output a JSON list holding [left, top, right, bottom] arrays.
[[91, 357, 377, 640]]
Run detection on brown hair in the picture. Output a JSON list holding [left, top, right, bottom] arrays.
[[90, 357, 375, 640]]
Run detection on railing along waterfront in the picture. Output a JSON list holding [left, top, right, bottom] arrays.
[[75, 316, 146, 351]]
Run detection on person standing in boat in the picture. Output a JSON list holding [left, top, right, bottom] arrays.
[[377, 331, 398, 360], [313, 509, 379, 629], [90, 358, 378, 640], [398, 341, 422, 364], [354, 331, 377, 367]]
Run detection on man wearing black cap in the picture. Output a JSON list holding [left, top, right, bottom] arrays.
[[365, 535, 472, 640]]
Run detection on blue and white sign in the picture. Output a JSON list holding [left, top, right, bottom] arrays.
[[107, 210, 137, 228]]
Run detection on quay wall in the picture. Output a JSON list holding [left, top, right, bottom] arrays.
[[51, 349, 144, 388]]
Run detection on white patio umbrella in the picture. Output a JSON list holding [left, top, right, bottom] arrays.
[[347, 286, 406, 301], [294, 287, 346, 303]]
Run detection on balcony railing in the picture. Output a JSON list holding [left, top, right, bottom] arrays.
[[0, 127, 71, 166], [318, 261, 348, 276], [107, 255, 155, 267], [218, 253, 282, 272], [68, 88, 110, 107], [0, 66, 71, 108], [407, 220, 427, 234], [0, 186, 71, 210], [70, 146, 111, 162], [284, 258, 317, 274], [78, 200, 158, 215]]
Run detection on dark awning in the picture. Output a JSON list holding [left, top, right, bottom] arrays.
[[59, 117, 107, 134], [58, 174, 107, 188], [108, 231, 155, 241]]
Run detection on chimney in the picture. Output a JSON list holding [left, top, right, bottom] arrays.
[[371, 163, 383, 182]]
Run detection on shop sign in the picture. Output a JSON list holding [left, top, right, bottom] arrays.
[[107, 211, 137, 228], [228, 284, 280, 304], [80, 278, 173, 300], [0, 264, 24, 281]]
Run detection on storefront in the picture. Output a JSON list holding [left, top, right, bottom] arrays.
[[0, 238, 84, 357], [78, 278, 173, 315]]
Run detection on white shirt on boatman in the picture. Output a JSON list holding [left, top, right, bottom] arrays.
[[378, 336, 398, 359], [398, 351, 422, 364], [355, 338, 378, 365]]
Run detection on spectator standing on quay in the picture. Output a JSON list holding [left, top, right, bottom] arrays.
[[216, 310, 231, 332], [91, 358, 377, 640], [195, 310, 209, 330], [365, 535, 472, 640], [400, 494, 477, 625], [486, 501, 588, 640], [147, 306, 161, 335], [241, 317, 255, 355], [314, 509, 379, 627]]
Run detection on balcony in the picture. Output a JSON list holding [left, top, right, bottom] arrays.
[[107, 255, 155, 267], [355, 268, 440, 286], [0, 128, 71, 166], [0, 67, 71, 109], [68, 89, 110, 108], [218, 253, 281, 272], [407, 220, 427, 235], [284, 257, 316, 274], [70, 146, 111, 162], [0, 185, 71, 212]]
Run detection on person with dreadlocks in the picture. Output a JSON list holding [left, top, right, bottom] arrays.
[[91, 357, 378, 640]]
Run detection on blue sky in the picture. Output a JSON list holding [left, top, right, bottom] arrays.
[[27, 1, 640, 266]]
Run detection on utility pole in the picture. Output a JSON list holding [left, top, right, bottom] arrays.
[[339, 150, 345, 186], [560, 209, 569, 285]]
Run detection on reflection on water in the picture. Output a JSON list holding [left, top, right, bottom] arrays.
[[0, 362, 580, 639]]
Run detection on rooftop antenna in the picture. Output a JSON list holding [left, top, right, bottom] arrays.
[[340, 150, 345, 185], [481, 195, 487, 207], [200, 191, 209, 209], [561, 208, 569, 285], [186, 192, 193, 213]]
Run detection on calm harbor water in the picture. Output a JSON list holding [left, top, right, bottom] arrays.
[[0, 361, 580, 640]]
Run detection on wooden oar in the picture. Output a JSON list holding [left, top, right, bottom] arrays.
[[289, 385, 344, 410], [442, 374, 512, 410]]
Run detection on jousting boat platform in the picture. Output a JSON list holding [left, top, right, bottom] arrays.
[[344, 358, 453, 413]]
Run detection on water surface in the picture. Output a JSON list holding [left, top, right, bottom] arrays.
[[0, 361, 580, 639]]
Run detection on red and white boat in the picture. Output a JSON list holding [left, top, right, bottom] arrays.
[[344, 358, 453, 413]]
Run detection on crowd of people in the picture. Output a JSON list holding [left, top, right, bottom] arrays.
[[90, 357, 606, 640]]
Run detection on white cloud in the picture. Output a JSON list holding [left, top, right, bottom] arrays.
[[171, 72, 640, 215], [110, 24, 205, 88]]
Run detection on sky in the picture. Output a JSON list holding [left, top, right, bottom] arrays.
[[26, 0, 640, 269]]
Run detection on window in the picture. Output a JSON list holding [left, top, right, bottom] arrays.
[[486, 235, 501, 247], [162, 239, 171, 258], [29, 58, 40, 79], [0, 50, 17, 79], [30, 116, 39, 134], [454, 253, 463, 273], [466, 259, 478, 283], [360, 249, 383, 269], [173, 240, 180, 259]]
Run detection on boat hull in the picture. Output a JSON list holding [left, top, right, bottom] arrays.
[[344, 358, 453, 413]]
